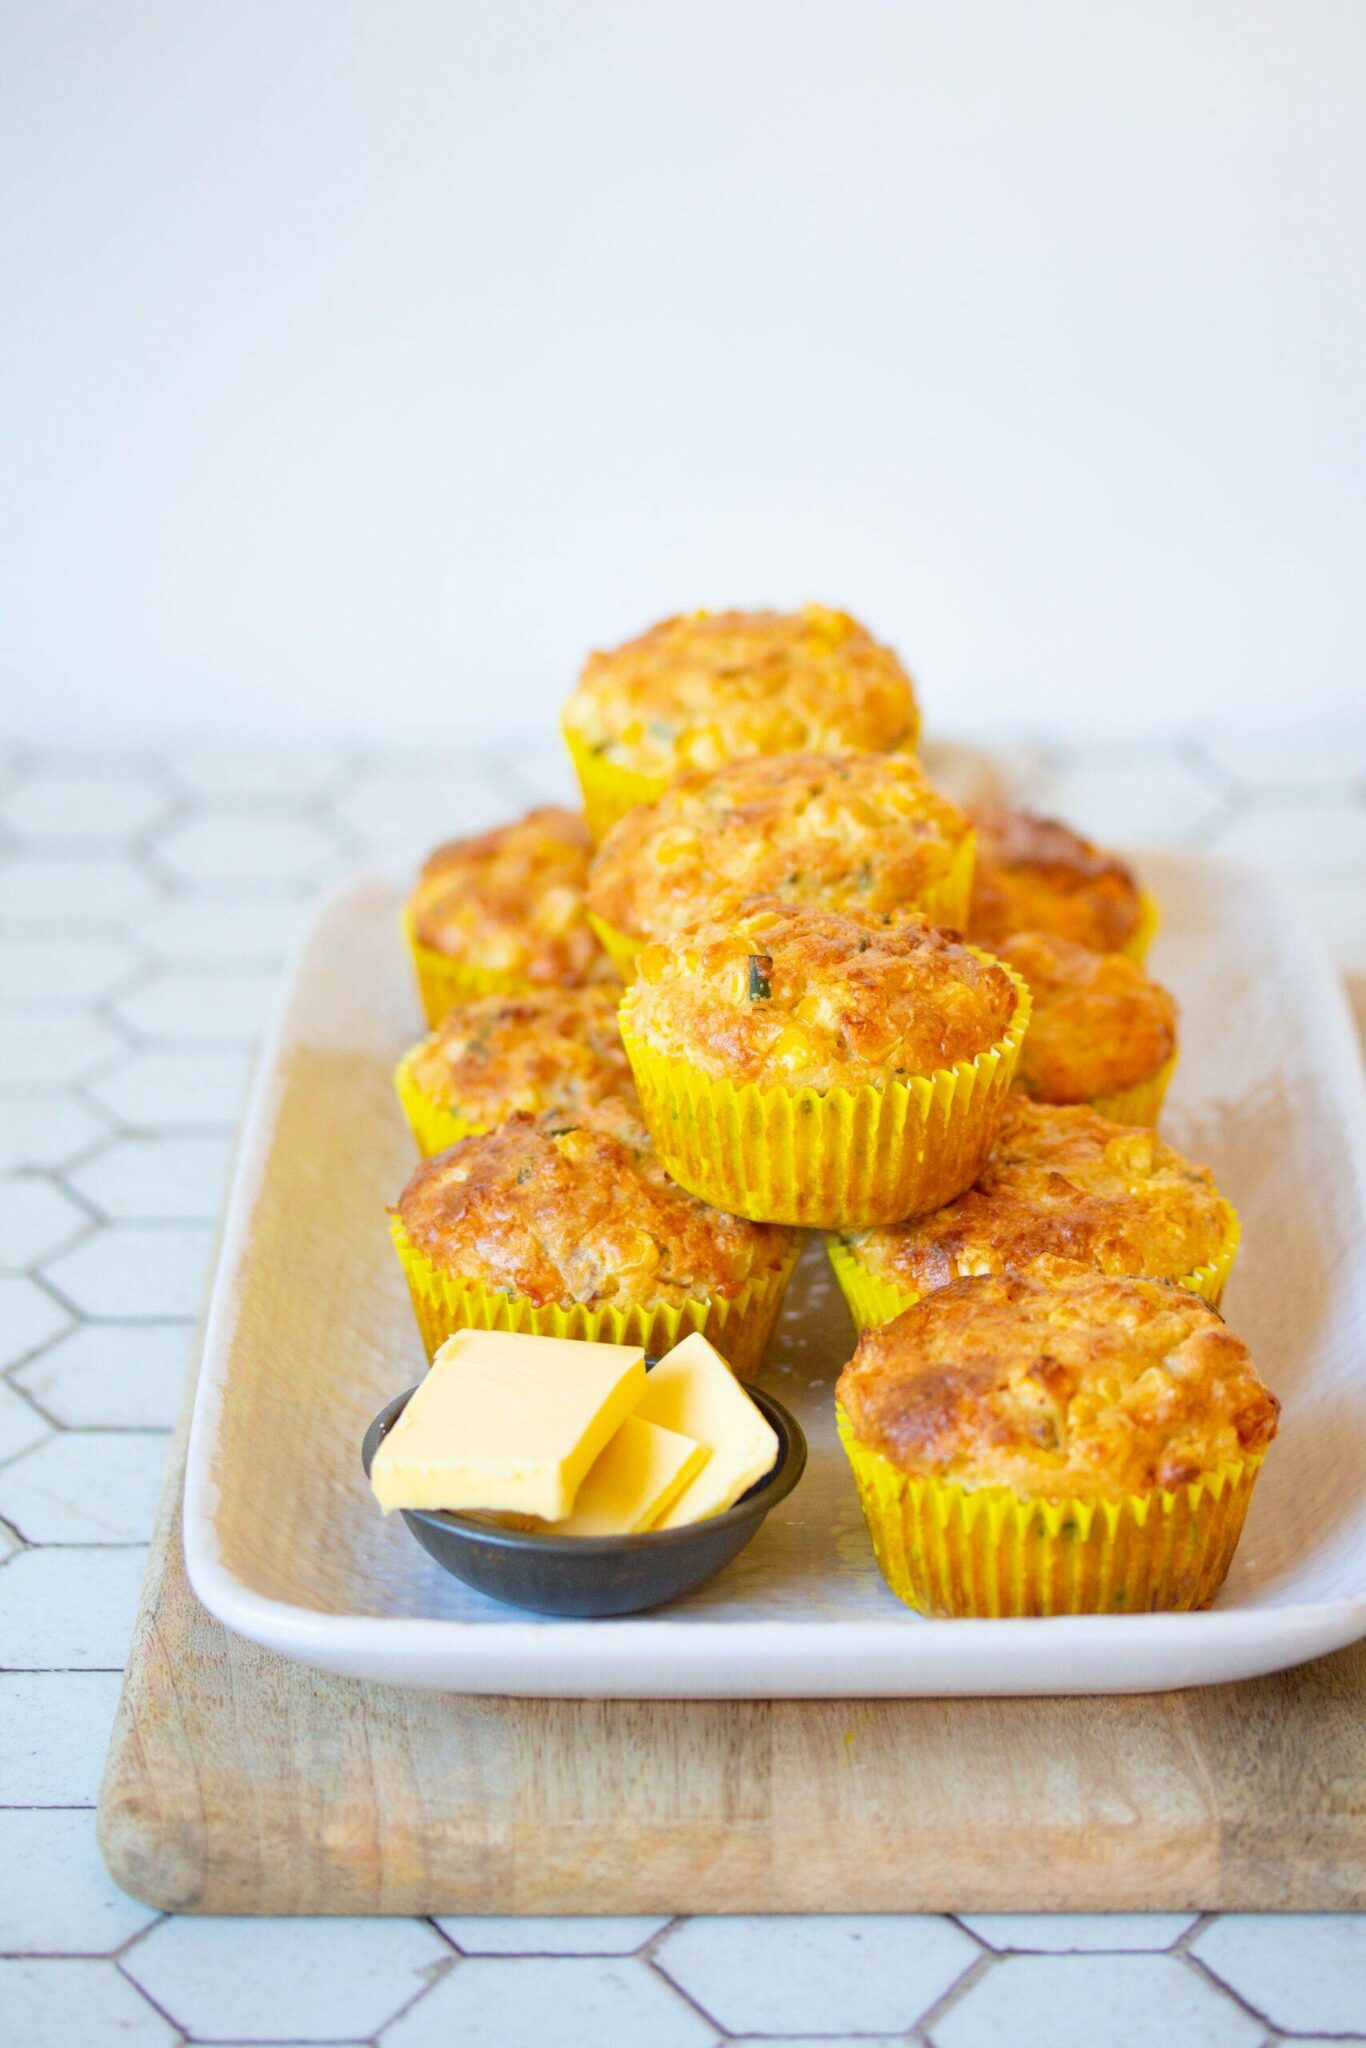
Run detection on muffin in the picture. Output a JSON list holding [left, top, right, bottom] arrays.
[[968, 806, 1157, 959], [562, 606, 920, 839], [389, 1099, 801, 1380], [405, 806, 615, 1027], [586, 751, 975, 975], [618, 898, 1030, 1227], [993, 929, 1178, 1124], [393, 985, 634, 1157], [827, 1097, 1239, 1329], [836, 1269, 1279, 1616]]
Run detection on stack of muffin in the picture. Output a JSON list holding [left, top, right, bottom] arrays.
[[389, 605, 1278, 1619]]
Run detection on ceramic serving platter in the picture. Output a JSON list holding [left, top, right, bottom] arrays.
[[183, 853, 1366, 1696]]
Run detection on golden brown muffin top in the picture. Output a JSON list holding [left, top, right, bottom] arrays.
[[622, 898, 1021, 1093], [405, 985, 633, 1127], [562, 607, 918, 781], [968, 806, 1143, 953], [995, 930, 1177, 1103], [394, 1099, 797, 1311], [839, 1098, 1230, 1294], [837, 1269, 1278, 1499], [409, 806, 613, 987], [587, 751, 972, 944]]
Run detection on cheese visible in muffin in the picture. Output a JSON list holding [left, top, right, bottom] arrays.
[[994, 930, 1177, 1104], [563, 606, 919, 784], [410, 806, 613, 987], [969, 807, 1143, 953], [587, 751, 971, 945], [836, 1269, 1278, 1499], [838, 1098, 1231, 1295], [622, 897, 1020, 1093], [393, 1100, 798, 1312], [404, 986, 633, 1131]]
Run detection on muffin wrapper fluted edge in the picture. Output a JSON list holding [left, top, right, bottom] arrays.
[[824, 1195, 1241, 1333], [1120, 888, 1162, 964], [389, 1214, 800, 1383], [835, 1405, 1265, 1617], [402, 907, 542, 1030], [1086, 1049, 1178, 1127], [618, 961, 1031, 1229], [561, 724, 670, 843], [392, 1045, 491, 1158]]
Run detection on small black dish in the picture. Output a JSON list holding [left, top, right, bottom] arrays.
[[361, 1379, 807, 1617]]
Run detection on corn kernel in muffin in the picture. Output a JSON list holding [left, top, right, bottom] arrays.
[[623, 897, 1020, 1094], [836, 1269, 1278, 1502], [587, 750, 973, 953], [994, 929, 1177, 1109], [409, 806, 613, 991], [838, 1098, 1234, 1299], [563, 606, 919, 790], [968, 806, 1145, 953]]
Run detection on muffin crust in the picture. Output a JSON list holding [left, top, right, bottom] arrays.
[[995, 930, 1177, 1103], [394, 1101, 797, 1311], [837, 1269, 1279, 1499], [410, 806, 612, 987], [405, 986, 632, 1129], [969, 807, 1144, 952], [588, 751, 972, 945], [839, 1098, 1231, 1294], [563, 606, 918, 782], [623, 898, 1021, 1093]]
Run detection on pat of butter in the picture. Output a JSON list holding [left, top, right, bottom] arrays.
[[635, 1332, 779, 1526], [546, 1414, 710, 1535], [370, 1328, 645, 1521]]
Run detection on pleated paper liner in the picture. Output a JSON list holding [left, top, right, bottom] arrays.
[[587, 830, 979, 985], [1121, 888, 1162, 964], [392, 1045, 489, 1158], [825, 1196, 1241, 1334], [619, 962, 1031, 1229], [1086, 1049, 1178, 1127], [402, 907, 538, 1030], [389, 1214, 800, 1383], [835, 1406, 1265, 1617], [561, 724, 671, 844]]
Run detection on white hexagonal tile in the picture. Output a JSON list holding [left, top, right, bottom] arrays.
[[0, 1809, 159, 1952], [0, 767, 170, 847], [655, 1914, 978, 2036], [929, 1952, 1264, 2048], [12, 1323, 193, 1429], [0, 854, 160, 923], [1191, 1913, 1366, 2035], [383, 1955, 715, 2048], [0, 1431, 169, 1543], [436, 1916, 672, 1955], [1201, 724, 1366, 790], [68, 1135, 234, 1223], [0, 1379, 51, 1467], [42, 1223, 215, 1318], [958, 1914, 1199, 1953], [112, 967, 278, 1043], [88, 1046, 254, 1130], [332, 763, 523, 858], [134, 892, 312, 965], [1207, 800, 1366, 877], [0, 935, 139, 1003], [0, 1671, 125, 1803], [0, 1518, 19, 1565], [170, 745, 349, 804], [0, 1958, 175, 2047], [0, 1544, 148, 1668], [0, 1176, 88, 1270], [1026, 757, 1223, 850], [124, 1914, 451, 2042], [0, 1274, 72, 1369], [0, 1093, 109, 1173], [152, 814, 341, 888], [0, 1013, 125, 1086]]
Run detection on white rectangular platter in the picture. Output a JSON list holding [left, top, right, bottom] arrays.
[[183, 851, 1366, 1695]]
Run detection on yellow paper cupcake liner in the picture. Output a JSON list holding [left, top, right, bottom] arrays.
[[1086, 1050, 1177, 1127], [402, 907, 539, 1029], [835, 1406, 1264, 1616], [392, 1045, 491, 1157], [825, 1194, 1241, 1333], [389, 1215, 799, 1382], [619, 961, 1031, 1229], [1121, 889, 1161, 963], [562, 724, 670, 843], [588, 831, 978, 985]]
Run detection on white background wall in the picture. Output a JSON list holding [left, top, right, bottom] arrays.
[[3, 0, 1364, 745]]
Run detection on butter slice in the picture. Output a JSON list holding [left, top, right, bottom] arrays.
[[547, 1414, 710, 1535], [635, 1332, 779, 1527], [370, 1328, 645, 1521]]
